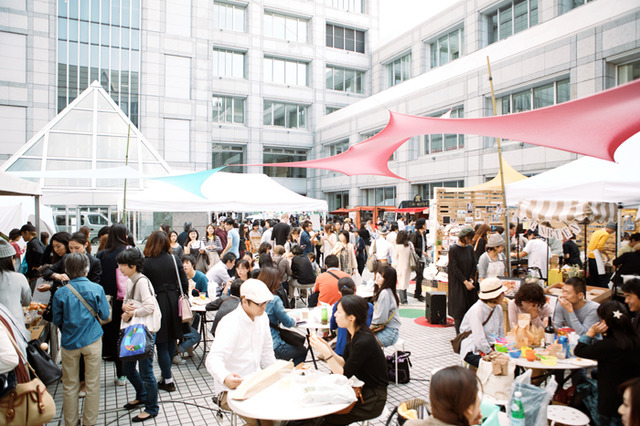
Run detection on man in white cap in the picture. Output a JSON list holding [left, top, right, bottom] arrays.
[[457, 277, 507, 367], [587, 222, 616, 287], [206, 279, 276, 425]]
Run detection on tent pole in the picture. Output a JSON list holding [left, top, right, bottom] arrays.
[[34, 195, 41, 237], [486, 56, 511, 276], [584, 221, 588, 279], [122, 124, 131, 221]]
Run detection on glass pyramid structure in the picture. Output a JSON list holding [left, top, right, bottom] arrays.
[[1, 81, 171, 193]]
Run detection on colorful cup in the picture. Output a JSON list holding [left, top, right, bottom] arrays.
[[525, 349, 536, 362]]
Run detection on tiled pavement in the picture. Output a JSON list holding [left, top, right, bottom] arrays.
[[45, 283, 462, 425]]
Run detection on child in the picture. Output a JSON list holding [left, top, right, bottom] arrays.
[[307, 252, 321, 277]]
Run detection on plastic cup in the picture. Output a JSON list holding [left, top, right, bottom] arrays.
[[525, 349, 536, 362], [279, 369, 293, 387]]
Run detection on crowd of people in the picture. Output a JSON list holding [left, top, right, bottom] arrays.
[[1, 215, 640, 425]]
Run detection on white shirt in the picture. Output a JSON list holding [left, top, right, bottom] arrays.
[[206, 261, 231, 290], [375, 237, 393, 262], [459, 300, 504, 359], [386, 232, 397, 260], [261, 227, 273, 244], [398, 219, 406, 231], [0, 324, 19, 374], [206, 305, 276, 394], [523, 238, 551, 278]]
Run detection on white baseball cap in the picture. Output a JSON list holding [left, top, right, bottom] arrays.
[[241, 279, 273, 304]]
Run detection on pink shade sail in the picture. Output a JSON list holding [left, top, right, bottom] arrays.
[[246, 79, 640, 179]]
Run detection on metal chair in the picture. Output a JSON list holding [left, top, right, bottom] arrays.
[[288, 278, 315, 307]]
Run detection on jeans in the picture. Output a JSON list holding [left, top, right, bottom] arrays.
[[374, 327, 399, 347], [274, 342, 307, 365], [177, 327, 200, 353], [123, 335, 159, 416], [156, 341, 175, 380]]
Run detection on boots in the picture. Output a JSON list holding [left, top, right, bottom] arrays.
[[398, 289, 408, 305]]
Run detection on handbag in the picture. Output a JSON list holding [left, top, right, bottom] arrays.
[[0, 323, 56, 426], [171, 254, 193, 323], [450, 308, 495, 354], [65, 282, 113, 325], [117, 319, 154, 361], [0, 371, 16, 399], [409, 243, 420, 272], [365, 241, 378, 273], [195, 251, 210, 273], [386, 351, 412, 384], [25, 340, 62, 386], [270, 323, 306, 347]]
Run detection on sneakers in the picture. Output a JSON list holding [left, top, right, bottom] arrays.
[[157, 379, 176, 392], [114, 376, 127, 386], [172, 355, 186, 365]]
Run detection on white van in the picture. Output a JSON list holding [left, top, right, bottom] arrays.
[[54, 212, 111, 244]]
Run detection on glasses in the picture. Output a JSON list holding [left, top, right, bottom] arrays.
[[248, 300, 267, 308]]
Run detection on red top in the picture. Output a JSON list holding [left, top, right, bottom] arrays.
[[313, 269, 350, 306]]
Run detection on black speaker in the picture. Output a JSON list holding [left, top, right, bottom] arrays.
[[426, 291, 447, 325]]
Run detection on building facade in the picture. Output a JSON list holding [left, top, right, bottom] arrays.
[[1, 0, 639, 212], [0, 0, 378, 196], [311, 0, 640, 211]]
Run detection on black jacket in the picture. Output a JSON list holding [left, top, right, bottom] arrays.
[[409, 230, 425, 256], [24, 238, 45, 279], [291, 255, 316, 285], [143, 252, 189, 343], [42, 252, 102, 296], [271, 222, 291, 247]]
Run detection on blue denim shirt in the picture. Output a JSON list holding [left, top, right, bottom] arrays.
[[266, 295, 296, 348], [52, 276, 110, 350], [300, 231, 313, 256]]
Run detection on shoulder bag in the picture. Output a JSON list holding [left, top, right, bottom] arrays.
[[66, 282, 112, 325], [269, 323, 306, 347], [408, 242, 420, 272], [365, 240, 378, 273], [25, 340, 62, 386], [370, 310, 395, 334], [117, 315, 155, 362], [171, 254, 193, 323], [450, 308, 496, 354], [0, 323, 56, 426]]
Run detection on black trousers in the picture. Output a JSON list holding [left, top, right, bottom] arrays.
[[587, 258, 610, 288], [413, 260, 424, 298], [323, 385, 387, 425]]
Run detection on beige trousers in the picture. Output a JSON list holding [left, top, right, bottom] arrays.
[[61, 338, 102, 426]]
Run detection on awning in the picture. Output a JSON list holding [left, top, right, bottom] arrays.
[[329, 208, 350, 215], [515, 200, 618, 223], [395, 207, 429, 214]]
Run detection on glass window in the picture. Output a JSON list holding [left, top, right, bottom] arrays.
[[263, 148, 308, 178], [263, 101, 307, 129], [363, 186, 395, 206], [326, 0, 364, 13], [328, 140, 349, 156], [386, 53, 411, 87], [265, 12, 306, 42], [214, 2, 246, 32], [486, 0, 538, 44], [212, 95, 245, 124], [617, 60, 640, 85], [326, 24, 365, 53], [326, 106, 342, 114], [264, 57, 308, 87], [420, 107, 465, 154], [533, 83, 553, 109], [212, 144, 245, 173], [212, 48, 245, 78], [559, 0, 593, 15]]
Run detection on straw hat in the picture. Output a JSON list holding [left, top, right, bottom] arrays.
[[479, 278, 507, 300]]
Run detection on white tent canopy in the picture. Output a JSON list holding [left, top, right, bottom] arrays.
[[506, 156, 640, 207], [124, 172, 328, 212], [514, 199, 618, 223], [0, 171, 41, 196]]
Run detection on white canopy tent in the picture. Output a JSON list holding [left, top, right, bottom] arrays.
[[123, 172, 328, 212], [0, 172, 51, 236]]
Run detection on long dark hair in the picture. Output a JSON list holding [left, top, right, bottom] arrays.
[[430, 366, 480, 426], [396, 230, 409, 246], [257, 267, 280, 294], [620, 377, 640, 426], [105, 223, 129, 252], [50, 232, 72, 263], [373, 264, 400, 306], [598, 300, 640, 350], [339, 295, 370, 333]]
